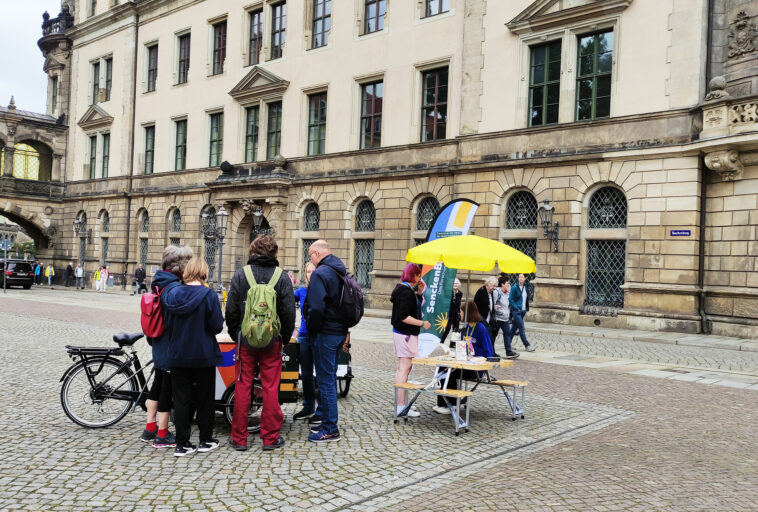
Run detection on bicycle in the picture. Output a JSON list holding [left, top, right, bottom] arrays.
[[60, 332, 153, 428]]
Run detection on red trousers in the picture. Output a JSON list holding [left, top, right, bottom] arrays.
[[232, 340, 283, 446]]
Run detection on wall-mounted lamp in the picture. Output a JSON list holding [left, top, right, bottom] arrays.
[[538, 199, 560, 252]]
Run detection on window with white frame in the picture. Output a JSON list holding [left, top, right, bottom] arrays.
[[177, 32, 191, 85]]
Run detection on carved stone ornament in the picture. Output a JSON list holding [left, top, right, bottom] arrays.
[[240, 199, 259, 214], [730, 101, 758, 124], [704, 150, 744, 181], [703, 107, 725, 129], [704, 76, 730, 101], [272, 154, 287, 173], [728, 11, 757, 59]]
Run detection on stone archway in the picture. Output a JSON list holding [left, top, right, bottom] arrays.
[[0, 202, 53, 249]]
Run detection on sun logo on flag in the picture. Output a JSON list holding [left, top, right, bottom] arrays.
[[434, 312, 448, 334]]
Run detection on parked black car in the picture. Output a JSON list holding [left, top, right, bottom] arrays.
[[1, 259, 34, 289]]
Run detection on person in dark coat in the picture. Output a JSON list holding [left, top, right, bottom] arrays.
[[133, 264, 147, 295], [509, 273, 535, 352], [226, 235, 296, 451], [473, 276, 500, 354], [162, 255, 224, 457], [65, 263, 73, 287]]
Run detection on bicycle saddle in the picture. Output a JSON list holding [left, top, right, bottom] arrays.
[[113, 332, 144, 347]]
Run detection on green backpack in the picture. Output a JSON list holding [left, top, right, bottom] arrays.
[[240, 266, 283, 349]]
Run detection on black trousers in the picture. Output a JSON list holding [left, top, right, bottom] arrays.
[[147, 368, 172, 413], [171, 366, 215, 446]]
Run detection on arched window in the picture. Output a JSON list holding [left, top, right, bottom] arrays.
[[587, 186, 627, 229], [139, 211, 150, 233], [585, 187, 627, 308], [12, 141, 52, 181], [416, 196, 440, 232], [355, 200, 375, 232], [201, 206, 217, 277], [303, 202, 320, 231], [505, 191, 538, 229], [171, 209, 182, 232], [138, 210, 149, 266], [76, 211, 87, 267], [100, 211, 110, 233]]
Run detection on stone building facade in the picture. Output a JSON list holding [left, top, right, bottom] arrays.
[[2, 0, 758, 338]]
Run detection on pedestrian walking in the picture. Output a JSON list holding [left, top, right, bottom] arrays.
[[293, 262, 318, 421], [509, 273, 535, 352], [302, 239, 349, 443], [99, 265, 109, 292], [163, 255, 224, 457], [75, 264, 84, 289], [65, 263, 73, 287], [45, 264, 55, 286], [390, 263, 430, 418], [94, 267, 101, 291], [226, 235, 295, 451], [140, 245, 193, 450], [494, 275, 519, 359], [34, 261, 42, 285], [474, 276, 500, 355], [133, 264, 146, 295]]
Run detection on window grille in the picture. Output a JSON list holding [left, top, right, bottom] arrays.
[[506, 191, 538, 229], [12, 144, 41, 180], [354, 239, 374, 288], [416, 197, 440, 231], [414, 238, 426, 246], [139, 238, 148, 266], [302, 238, 316, 279], [503, 239, 537, 296], [202, 207, 216, 232], [588, 187, 627, 228], [204, 237, 216, 278], [101, 211, 110, 233], [79, 237, 87, 267], [101, 238, 109, 265], [139, 212, 150, 233], [355, 200, 375, 232], [170, 237, 180, 247], [585, 240, 625, 307], [171, 209, 181, 232], [303, 203, 320, 231]]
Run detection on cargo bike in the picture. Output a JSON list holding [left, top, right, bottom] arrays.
[[60, 332, 353, 429]]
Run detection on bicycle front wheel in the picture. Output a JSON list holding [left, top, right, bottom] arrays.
[[61, 358, 137, 428]]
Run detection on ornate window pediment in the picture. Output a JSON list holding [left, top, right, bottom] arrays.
[[43, 55, 64, 72], [507, 0, 632, 35], [228, 66, 290, 105], [77, 104, 113, 131]]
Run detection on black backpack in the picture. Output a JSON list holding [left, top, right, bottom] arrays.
[[325, 264, 364, 328]]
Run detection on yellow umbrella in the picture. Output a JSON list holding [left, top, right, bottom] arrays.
[[406, 235, 536, 273]]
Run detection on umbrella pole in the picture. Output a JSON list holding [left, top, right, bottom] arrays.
[[464, 269, 471, 325]]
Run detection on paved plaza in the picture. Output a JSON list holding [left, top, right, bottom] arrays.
[[1, 287, 758, 511]]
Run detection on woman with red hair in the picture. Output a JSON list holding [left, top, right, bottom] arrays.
[[390, 263, 430, 417]]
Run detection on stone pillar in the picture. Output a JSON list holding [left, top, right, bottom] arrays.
[[52, 153, 63, 182], [3, 147, 14, 177]]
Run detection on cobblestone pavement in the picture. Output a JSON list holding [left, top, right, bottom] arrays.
[[2, 288, 758, 510]]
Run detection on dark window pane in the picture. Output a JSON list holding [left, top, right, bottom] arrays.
[[547, 60, 561, 82], [577, 99, 592, 120], [579, 55, 594, 76], [598, 52, 613, 73], [547, 83, 560, 105], [596, 96, 611, 118], [545, 103, 559, 124], [578, 79, 593, 100], [530, 106, 543, 126], [597, 75, 611, 97], [531, 87, 544, 107]]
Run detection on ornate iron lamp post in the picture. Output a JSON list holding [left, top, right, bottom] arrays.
[[538, 200, 560, 252], [201, 205, 229, 294]]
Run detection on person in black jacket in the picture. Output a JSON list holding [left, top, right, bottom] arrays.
[[303, 239, 349, 443], [65, 263, 73, 287], [226, 235, 295, 451], [391, 263, 430, 418], [473, 277, 500, 354], [162, 256, 224, 457], [132, 264, 147, 295]]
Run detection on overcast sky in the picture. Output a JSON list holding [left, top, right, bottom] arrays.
[[0, 1, 65, 114]]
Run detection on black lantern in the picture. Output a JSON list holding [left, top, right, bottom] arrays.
[[538, 199, 560, 252]]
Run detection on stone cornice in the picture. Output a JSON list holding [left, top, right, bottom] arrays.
[[66, 2, 137, 42], [507, 0, 633, 35]]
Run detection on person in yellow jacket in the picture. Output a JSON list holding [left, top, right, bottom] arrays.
[[45, 264, 55, 286], [94, 268, 102, 291]]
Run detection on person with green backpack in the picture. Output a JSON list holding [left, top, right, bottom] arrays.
[[225, 235, 296, 451]]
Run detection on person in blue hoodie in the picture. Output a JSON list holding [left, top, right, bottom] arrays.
[[140, 245, 192, 449], [293, 261, 317, 422], [162, 255, 224, 457], [303, 239, 349, 443]]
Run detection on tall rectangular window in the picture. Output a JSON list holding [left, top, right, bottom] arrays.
[[89, 136, 97, 179], [104, 57, 113, 101], [144, 126, 155, 174], [91, 61, 100, 105], [177, 33, 191, 84], [421, 67, 448, 142], [311, 0, 331, 49], [271, 3, 286, 60], [354, 239, 374, 288], [101, 134, 110, 178], [209, 112, 223, 167], [90, 0, 96, 17], [51, 76, 58, 113], [212, 21, 227, 75], [576, 30, 613, 121], [307, 92, 327, 156], [364, 0, 386, 34], [425, 0, 449, 17], [146, 45, 158, 92], [266, 102, 282, 159], [249, 10, 263, 65], [360, 81, 383, 149], [245, 106, 260, 163], [529, 40, 561, 127], [175, 119, 187, 171]]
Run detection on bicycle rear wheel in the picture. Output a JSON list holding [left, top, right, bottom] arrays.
[[61, 358, 137, 428], [223, 382, 263, 434]]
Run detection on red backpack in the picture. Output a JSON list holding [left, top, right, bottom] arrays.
[[140, 283, 178, 338]]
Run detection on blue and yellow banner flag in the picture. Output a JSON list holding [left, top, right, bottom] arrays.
[[417, 199, 479, 357]]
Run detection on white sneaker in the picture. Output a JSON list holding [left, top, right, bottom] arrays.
[[397, 406, 420, 417], [433, 406, 451, 415]]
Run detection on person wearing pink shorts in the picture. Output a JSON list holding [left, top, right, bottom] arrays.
[[390, 263, 430, 417]]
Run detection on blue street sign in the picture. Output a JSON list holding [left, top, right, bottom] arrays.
[[0, 239, 12, 250], [670, 230, 691, 237]]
